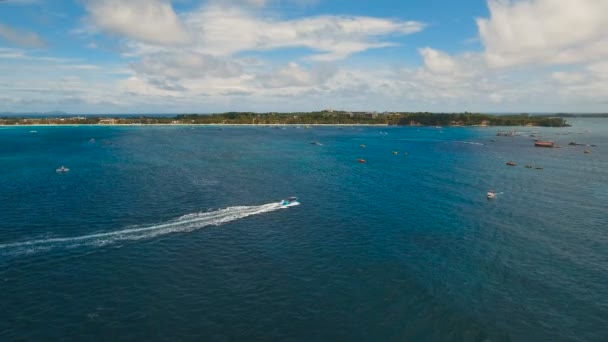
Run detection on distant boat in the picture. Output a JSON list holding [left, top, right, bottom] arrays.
[[392, 151, 398, 155], [487, 191, 496, 199], [279, 197, 300, 208], [525, 165, 533, 168], [534, 141, 555, 147], [29, 130, 37, 133], [310, 141, 323, 146], [584, 150, 591, 154], [360, 144, 366, 148], [56, 166, 70, 173], [357, 159, 366, 163], [506, 162, 516, 166]]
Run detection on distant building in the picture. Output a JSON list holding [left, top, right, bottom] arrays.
[[365, 111, 378, 119]]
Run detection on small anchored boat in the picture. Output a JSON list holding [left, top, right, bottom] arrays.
[[487, 191, 496, 199], [506, 162, 516, 166], [279, 197, 300, 208], [357, 159, 366, 163], [56, 166, 70, 173], [534, 141, 555, 147], [310, 141, 323, 146], [360, 144, 366, 148]]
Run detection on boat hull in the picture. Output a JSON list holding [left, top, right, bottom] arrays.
[[279, 201, 300, 208]]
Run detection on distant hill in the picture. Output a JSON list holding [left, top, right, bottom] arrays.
[[0, 111, 70, 117]]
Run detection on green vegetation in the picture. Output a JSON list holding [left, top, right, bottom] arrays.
[[0, 111, 569, 127], [395, 112, 568, 127]]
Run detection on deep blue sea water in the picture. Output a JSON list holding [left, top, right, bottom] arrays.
[[1, 121, 606, 341]]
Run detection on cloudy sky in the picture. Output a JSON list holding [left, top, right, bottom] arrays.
[[0, 0, 607, 114]]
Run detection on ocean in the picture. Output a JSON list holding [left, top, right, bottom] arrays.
[[1, 120, 606, 341]]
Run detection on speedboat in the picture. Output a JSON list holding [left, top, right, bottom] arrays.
[[310, 141, 323, 146], [487, 191, 496, 199], [280, 197, 300, 208], [56, 166, 70, 173]]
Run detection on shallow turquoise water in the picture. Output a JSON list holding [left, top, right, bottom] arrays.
[[0, 121, 606, 340]]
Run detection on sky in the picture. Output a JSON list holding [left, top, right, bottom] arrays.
[[0, 0, 607, 114]]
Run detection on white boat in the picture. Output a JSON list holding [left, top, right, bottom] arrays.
[[487, 191, 496, 199], [56, 166, 70, 173], [279, 197, 300, 208], [29, 130, 37, 133]]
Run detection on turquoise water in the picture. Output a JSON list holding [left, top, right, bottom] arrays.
[[0, 121, 606, 340]]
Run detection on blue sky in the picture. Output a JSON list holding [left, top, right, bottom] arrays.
[[0, 0, 606, 114]]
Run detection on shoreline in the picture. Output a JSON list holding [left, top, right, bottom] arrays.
[[0, 123, 549, 128], [0, 123, 391, 127]]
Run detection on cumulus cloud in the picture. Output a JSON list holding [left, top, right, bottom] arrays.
[[178, 5, 424, 60], [83, 0, 190, 45], [109, 2, 424, 93], [257, 62, 337, 88], [0, 23, 46, 48], [477, 0, 608, 68], [213, 0, 320, 8], [132, 52, 244, 80]]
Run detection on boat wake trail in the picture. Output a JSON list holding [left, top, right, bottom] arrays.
[[0, 202, 282, 257], [454, 141, 485, 146]]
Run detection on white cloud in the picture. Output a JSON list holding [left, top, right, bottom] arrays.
[[257, 62, 337, 88], [106, 2, 424, 94], [212, 0, 320, 8], [132, 52, 245, 80], [477, 0, 608, 68], [552, 71, 586, 84], [177, 5, 424, 60], [83, 0, 190, 45], [0, 23, 46, 48]]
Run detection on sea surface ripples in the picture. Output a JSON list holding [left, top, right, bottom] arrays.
[[0, 122, 606, 340]]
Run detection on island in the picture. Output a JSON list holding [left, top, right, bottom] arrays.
[[0, 111, 571, 127]]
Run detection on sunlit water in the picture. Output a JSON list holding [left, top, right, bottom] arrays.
[[1, 120, 606, 340]]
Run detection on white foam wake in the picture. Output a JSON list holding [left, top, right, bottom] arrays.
[[0, 202, 282, 257], [453, 141, 485, 146]]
